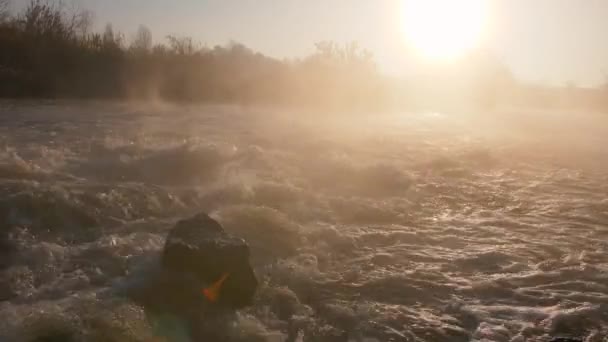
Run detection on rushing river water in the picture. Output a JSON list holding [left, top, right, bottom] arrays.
[[0, 101, 607, 341]]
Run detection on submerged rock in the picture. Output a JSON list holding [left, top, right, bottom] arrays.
[[549, 337, 583, 342], [162, 212, 258, 308], [129, 212, 258, 318], [0, 232, 16, 271]]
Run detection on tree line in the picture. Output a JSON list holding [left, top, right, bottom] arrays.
[[0, 0, 386, 108], [2, 0, 603, 111]]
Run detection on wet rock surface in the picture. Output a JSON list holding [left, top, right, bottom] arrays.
[[127, 212, 257, 319], [162, 212, 258, 309]]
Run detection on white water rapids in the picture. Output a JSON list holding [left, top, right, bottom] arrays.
[[0, 102, 607, 341]]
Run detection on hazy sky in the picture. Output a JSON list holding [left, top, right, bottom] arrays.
[[12, 0, 608, 86]]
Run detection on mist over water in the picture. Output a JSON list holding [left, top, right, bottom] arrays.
[[0, 102, 607, 341]]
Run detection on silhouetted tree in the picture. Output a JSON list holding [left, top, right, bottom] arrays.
[[166, 35, 196, 55], [0, 1, 399, 108], [72, 9, 93, 38], [131, 24, 152, 51], [102, 23, 115, 46], [0, 0, 9, 23]]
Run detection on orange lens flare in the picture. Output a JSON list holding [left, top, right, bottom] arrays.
[[202, 273, 230, 302]]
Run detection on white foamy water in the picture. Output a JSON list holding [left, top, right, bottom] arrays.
[[0, 101, 607, 341]]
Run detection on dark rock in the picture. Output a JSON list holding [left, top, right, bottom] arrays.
[[549, 337, 583, 342], [0, 191, 100, 244], [31, 331, 75, 342], [257, 286, 302, 321], [0, 278, 16, 302], [161, 212, 258, 310], [0, 232, 16, 271], [127, 260, 208, 319], [120, 212, 258, 338]]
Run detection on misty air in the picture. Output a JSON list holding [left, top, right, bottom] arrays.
[[0, 1, 607, 341]]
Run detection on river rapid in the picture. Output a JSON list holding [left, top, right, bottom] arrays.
[[0, 102, 607, 341]]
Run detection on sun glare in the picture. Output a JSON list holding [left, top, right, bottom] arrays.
[[402, 0, 487, 61]]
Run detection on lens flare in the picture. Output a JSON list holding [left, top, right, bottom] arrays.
[[202, 273, 230, 302], [402, 0, 487, 60]]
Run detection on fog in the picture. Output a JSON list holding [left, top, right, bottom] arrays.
[[2, 1, 608, 341]]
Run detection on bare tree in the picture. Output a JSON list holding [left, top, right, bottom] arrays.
[[0, 0, 9, 23], [71, 9, 93, 38], [102, 23, 115, 45], [101, 23, 124, 49], [22, 1, 66, 37], [20, 0, 91, 40], [61, 1, 94, 38], [166, 35, 196, 55], [131, 24, 152, 51]]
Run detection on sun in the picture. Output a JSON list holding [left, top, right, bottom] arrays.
[[402, 0, 487, 61]]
